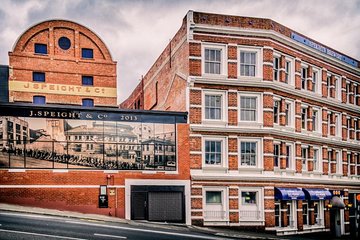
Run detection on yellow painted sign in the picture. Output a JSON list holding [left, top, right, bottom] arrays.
[[9, 81, 117, 98]]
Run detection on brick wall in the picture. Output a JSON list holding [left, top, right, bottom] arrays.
[[0, 123, 190, 217], [9, 20, 117, 107]]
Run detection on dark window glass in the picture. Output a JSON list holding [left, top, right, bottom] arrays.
[[82, 76, 94, 86], [33, 96, 46, 105], [34, 43, 47, 54], [274, 144, 280, 167], [33, 72, 45, 82], [58, 37, 71, 50], [82, 99, 94, 107], [82, 48, 93, 59], [241, 191, 257, 204], [206, 191, 222, 204]]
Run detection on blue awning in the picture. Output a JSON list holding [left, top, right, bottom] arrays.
[[303, 188, 332, 200], [275, 187, 305, 200]]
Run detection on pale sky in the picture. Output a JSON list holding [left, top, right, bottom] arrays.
[[0, 0, 359, 104]]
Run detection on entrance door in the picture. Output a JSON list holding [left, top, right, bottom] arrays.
[[130, 186, 185, 223], [148, 191, 184, 222], [131, 191, 147, 220], [330, 209, 342, 237]]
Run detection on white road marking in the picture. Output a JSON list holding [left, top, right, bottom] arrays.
[[66, 220, 228, 240], [0, 212, 58, 219], [0, 229, 87, 240], [94, 233, 127, 239]]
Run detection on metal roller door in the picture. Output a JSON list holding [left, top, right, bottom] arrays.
[[148, 191, 183, 222]]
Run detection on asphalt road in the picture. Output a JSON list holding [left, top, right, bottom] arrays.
[[0, 211, 235, 240]]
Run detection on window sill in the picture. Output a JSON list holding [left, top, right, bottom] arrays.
[[238, 167, 263, 173], [274, 125, 295, 130], [274, 168, 296, 174], [238, 76, 262, 81], [202, 74, 227, 80], [303, 225, 325, 229], [238, 122, 263, 128], [202, 120, 227, 127], [202, 166, 228, 172], [34, 53, 48, 56]]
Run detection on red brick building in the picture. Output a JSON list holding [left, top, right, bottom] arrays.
[[121, 11, 360, 237], [0, 20, 191, 225], [8, 20, 117, 107]]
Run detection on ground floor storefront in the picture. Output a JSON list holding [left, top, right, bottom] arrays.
[[190, 180, 360, 237]]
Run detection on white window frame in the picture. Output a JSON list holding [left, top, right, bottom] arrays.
[[347, 152, 351, 176], [273, 53, 280, 81], [284, 99, 295, 128], [314, 201, 325, 226], [313, 146, 322, 173], [202, 136, 228, 169], [312, 67, 321, 94], [238, 46, 262, 79], [302, 201, 310, 226], [312, 107, 322, 134], [301, 146, 309, 171], [272, 141, 280, 168], [335, 113, 342, 137], [355, 118, 358, 141], [285, 143, 295, 170], [301, 106, 308, 130], [336, 150, 342, 174], [203, 186, 228, 222], [202, 90, 227, 125], [238, 137, 262, 169], [284, 56, 295, 86], [273, 97, 281, 125], [346, 81, 351, 103], [335, 76, 342, 101], [238, 92, 263, 127], [238, 187, 264, 222], [301, 64, 308, 90], [355, 154, 359, 176], [202, 43, 227, 77], [326, 74, 332, 97]]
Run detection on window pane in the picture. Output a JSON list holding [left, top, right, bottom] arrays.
[[241, 142, 256, 166], [242, 191, 257, 204], [33, 72, 45, 82], [33, 96, 46, 105], [82, 99, 94, 107], [240, 96, 256, 121], [205, 95, 222, 120], [206, 191, 222, 204], [205, 140, 222, 165], [34, 43, 47, 54], [82, 76, 94, 86], [204, 49, 221, 74], [82, 48, 93, 59]]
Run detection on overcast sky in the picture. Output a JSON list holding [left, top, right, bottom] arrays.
[[0, 0, 359, 104]]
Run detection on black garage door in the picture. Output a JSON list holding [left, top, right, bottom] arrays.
[[131, 186, 185, 223]]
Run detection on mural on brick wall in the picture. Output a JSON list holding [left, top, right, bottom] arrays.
[[0, 112, 178, 170]]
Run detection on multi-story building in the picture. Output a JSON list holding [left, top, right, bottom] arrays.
[[7, 20, 117, 107], [0, 19, 190, 225], [0, 116, 29, 150], [121, 11, 360, 237]]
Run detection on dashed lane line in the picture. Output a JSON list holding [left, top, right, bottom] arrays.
[[94, 233, 127, 239], [66, 220, 230, 240], [0, 229, 87, 240]]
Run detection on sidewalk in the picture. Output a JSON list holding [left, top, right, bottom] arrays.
[[0, 203, 354, 240]]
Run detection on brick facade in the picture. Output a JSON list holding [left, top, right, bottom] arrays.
[[126, 11, 359, 236], [9, 20, 117, 107]]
